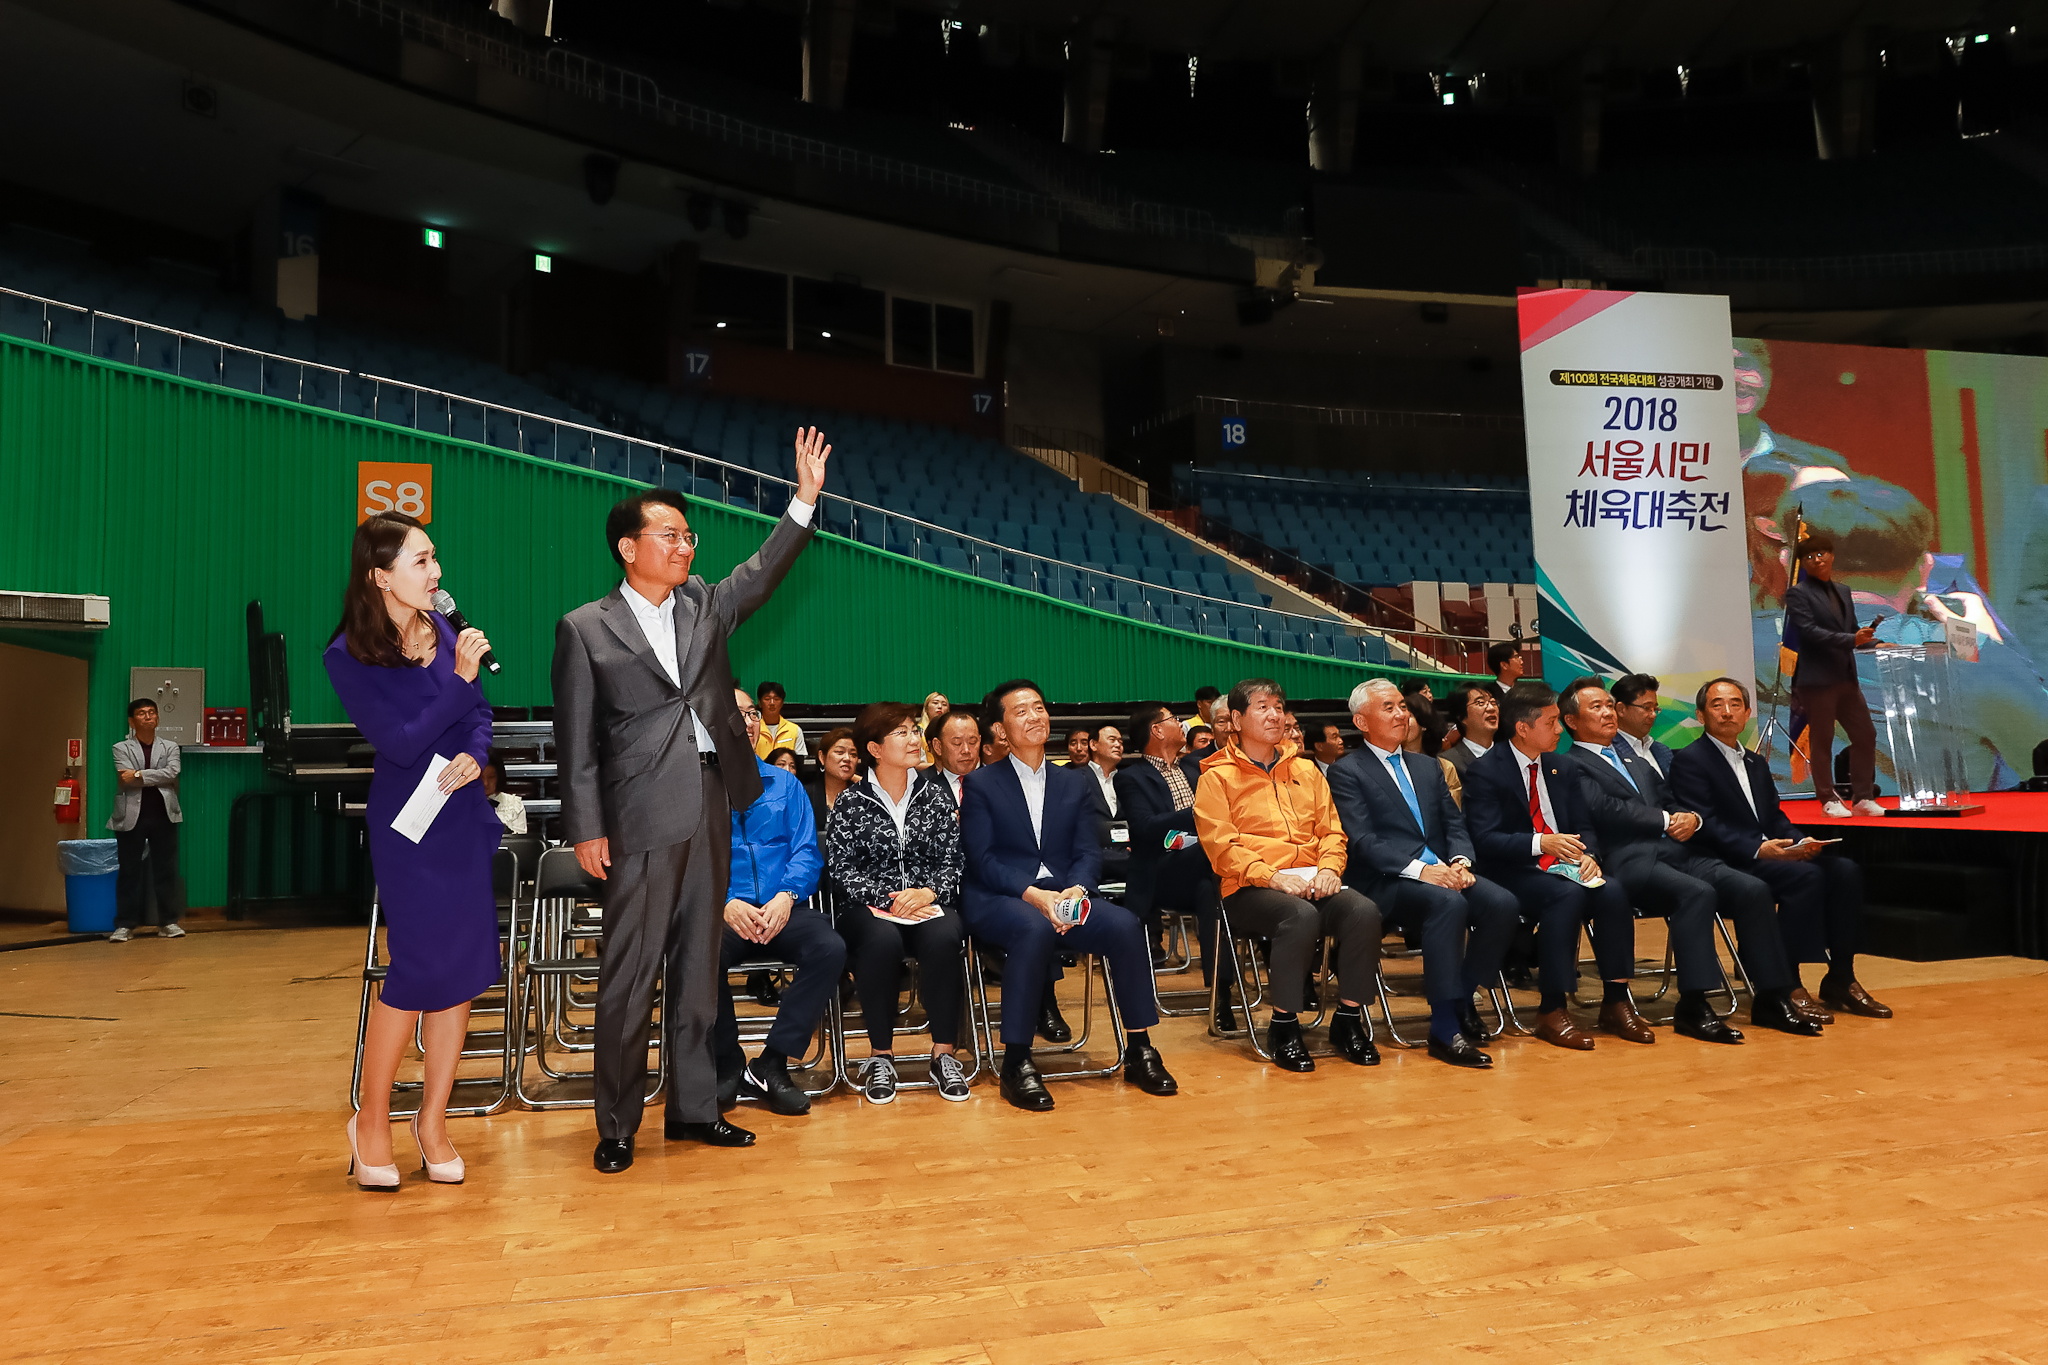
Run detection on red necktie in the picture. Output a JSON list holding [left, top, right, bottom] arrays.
[[1528, 760, 1557, 869]]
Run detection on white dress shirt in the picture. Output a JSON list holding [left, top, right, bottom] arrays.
[[1089, 760, 1119, 816], [618, 498, 815, 758], [941, 767, 965, 807], [1363, 740, 1466, 880], [869, 773, 915, 841], [1511, 743, 1559, 856], [1008, 751, 1055, 880], [1617, 729, 1657, 766], [1707, 733, 1760, 818]]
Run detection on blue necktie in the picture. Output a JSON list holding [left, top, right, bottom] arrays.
[[1601, 747, 1640, 794], [1387, 754, 1441, 865]]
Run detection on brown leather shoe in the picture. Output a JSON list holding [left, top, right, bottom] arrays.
[[1818, 978, 1893, 1019], [1535, 1008, 1596, 1051], [1598, 997, 1656, 1044], [1788, 986, 1835, 1025]]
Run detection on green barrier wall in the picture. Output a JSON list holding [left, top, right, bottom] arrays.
[[0, 334, 1463, 907]]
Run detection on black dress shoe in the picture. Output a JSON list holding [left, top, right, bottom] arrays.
[[1427, 1033, 1493, 1068], [1751, 994, 1824, 1037], [1000, 1057, 1055, 1111], [1456, 999, 1492, 1047], [1037, 997, 1073, 1043], [1674, 1006, 1745, 1045], [593, 1137, 634, 1173], [665, 1117, 757, 1146], [746, 970, 782, 1007], [742, 1058, 812, 1116], [1124, 1038, 1179, 1095], [1213, 997, 1240, 1034], [1266, 1018, 1315, 1072], [1329, 1011, 1380, 1066], [717, 1069, 742, 1111]]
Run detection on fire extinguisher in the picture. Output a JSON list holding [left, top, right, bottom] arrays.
[[54, 777, 81, 824]]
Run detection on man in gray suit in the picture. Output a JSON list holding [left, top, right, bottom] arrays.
[[107, 697, 186, 942], [553, 427, 831, 1174]]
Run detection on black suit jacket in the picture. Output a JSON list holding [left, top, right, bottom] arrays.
[[1783, 576, 1862, 689], [1463, 741, 1604, 877], [1667, 739, 1800, 869], [1114, 758, 1200, 915], [551, 512, 813, 854], [1328, 746, 1473, 890], [1562, 741, 1685, 878]]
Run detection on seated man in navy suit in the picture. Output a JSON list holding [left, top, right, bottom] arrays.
[[1116, 702, 1225, 1024], [1609, 673, 1675, 778], [1557, 677, 1802, 1043], [1329, 678, 1518, 1069], [960, 679, 1179, 1111], [1462, 682, 1640, 1051], [1669, 678, 1892, 1022]]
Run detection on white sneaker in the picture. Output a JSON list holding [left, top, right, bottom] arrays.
[[1854, 800, 1886, 817], [107, 927, 131, 942], [160, 923, 186, 938], [1821, 801, 1853, 818]]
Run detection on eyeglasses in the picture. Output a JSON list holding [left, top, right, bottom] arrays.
[[638, 528, 700, 551], [738, 707, 762, 720]]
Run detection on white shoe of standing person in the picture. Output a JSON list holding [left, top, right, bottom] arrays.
[[160, 923, 186, 938], [1854, 800, 1886, 817], [1822, 801, 1853, 818], [107, 927, 131, 943]]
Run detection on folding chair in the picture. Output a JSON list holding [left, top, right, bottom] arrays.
[[1573, 909, 1754, 1023], [1205, 893, 1372, 1061], [511, 846, 666, 1110], [1152, 908, 1214, 1017], [828, 890, 983, 1097], [723, 893, 846, 1103], [967, 940, 1127, 1081]]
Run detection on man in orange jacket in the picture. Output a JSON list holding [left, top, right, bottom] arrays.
[[1194, 678, 1382, 1073]]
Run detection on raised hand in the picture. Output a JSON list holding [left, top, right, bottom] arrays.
[[792, 426, 832, 504]]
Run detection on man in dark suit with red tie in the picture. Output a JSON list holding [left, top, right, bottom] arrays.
[[1668, 677, 1892, 1023], [960, 680, 1179, 1111], [1461, 682, 1640, 1051]]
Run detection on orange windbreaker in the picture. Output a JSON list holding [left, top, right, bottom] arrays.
[[1192, 740, 1348, 900]]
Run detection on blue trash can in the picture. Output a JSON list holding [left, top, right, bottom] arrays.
[[58, 839, 120, 934]]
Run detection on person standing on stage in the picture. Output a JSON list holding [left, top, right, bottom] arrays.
[[325, 512, 502, 1191], [1782, 531, 1883, 817], [107, 698, 187, 942], [552, 427, 831, 1175]]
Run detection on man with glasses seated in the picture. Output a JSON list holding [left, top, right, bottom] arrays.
[[1329, 679, 1515, 1069], [960, 679, 1179, 1111], [1556, 677, 1787, 1045], [1610, 673, 1675, 778], [711, 688, 845, 1116]]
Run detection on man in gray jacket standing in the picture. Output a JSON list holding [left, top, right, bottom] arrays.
[[108, 697, 186, 942], [552, 427, 830, 1174]]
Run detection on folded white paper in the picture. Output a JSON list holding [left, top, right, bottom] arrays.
[[870, 904, 946, 927], [392, 754, 453, 844]]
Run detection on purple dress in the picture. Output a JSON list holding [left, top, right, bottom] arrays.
[[324, 614, 503, 1012]]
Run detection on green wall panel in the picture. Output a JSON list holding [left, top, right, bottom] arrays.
[[1, 334, 1463, 907]]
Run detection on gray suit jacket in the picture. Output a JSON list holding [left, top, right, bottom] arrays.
[[552, 511, 813, 855], [107, 735, 182, 831], [1441, 739, 1487, 778]]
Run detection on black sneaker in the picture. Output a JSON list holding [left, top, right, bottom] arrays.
[[741, 1057, 812, 1116], [861, 1054, 899, 1105], [933, 1052, 970, 1101]]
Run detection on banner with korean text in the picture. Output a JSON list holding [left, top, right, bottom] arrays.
[[1518, 289, 1752, 750]]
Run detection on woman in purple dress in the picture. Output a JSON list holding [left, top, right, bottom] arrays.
[[325, 512, 502, 1191]]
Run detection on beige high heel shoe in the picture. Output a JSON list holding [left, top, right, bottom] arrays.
[[346, 1114, 400, 1192], [411, 1117, 465, 1184]]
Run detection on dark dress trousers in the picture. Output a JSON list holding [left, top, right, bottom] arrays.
[[1668, 738, 1863, 969], [1782, 575, 1878, 803], [1328, 747, 1518, 1002], [1114, 758, 1221, 980], [1462, 742, 1636, 997], [1562, 742, 1792, 993], [959, 756, 1158, 1046], [551, 510, 813, 1141]]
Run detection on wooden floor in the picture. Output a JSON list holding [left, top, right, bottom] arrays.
[[6, 927, 2048, 1365]]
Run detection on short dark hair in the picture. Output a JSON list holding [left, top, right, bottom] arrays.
[[1796, 528, 1837, 557], [485, 751, 508, 782], [1186, 724, 1213, 748], [1067, 726, 1094, 744], [605, 488, 690, 567], [756, 681, 786, 701], [1611, 673, 1661, 709], [1487, 641, 1519, 673], [1557, 675, 1609, 721], [1442, 682, 1486, 725], [765, 746, 797, 768], [815, 726, 855, 766], [127, 697, 158, 717], [930, 708, 978, 750], [1194, 685, 1221, 704], [1502, 681, 1558, 734], [853, 701, 922, 772], [981, 678, 1044, 729], [1695, 676, 1753, 712], [1227, 678, 1285, 715], [1128, 702, 1171, 745]]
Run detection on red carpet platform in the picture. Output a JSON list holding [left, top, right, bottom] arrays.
[[1787, 791, 2048, 833]]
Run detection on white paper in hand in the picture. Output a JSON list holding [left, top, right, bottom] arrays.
[[392, 754, 453, 844], [871, 904, 945, 927]]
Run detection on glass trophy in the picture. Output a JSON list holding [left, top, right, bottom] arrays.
[[1871, 640, 1983, 817]]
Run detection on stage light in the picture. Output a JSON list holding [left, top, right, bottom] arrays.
[[534, 253, 552, 273], [1442, 91, 1455, 106], [821, 331, 832, 338], [422, 227, 443, 249], [1974, 32, 1989, 42], [716, 321, 727, 329]]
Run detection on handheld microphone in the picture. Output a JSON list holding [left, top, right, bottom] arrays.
[[431, 589, 501, 675]]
